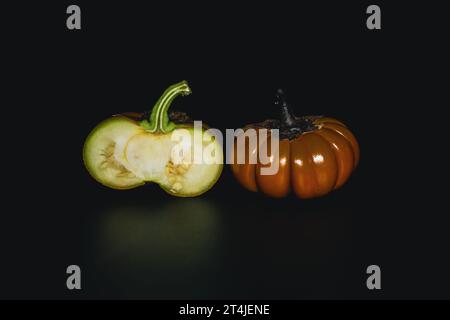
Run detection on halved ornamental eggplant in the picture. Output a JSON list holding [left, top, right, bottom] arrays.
[[83, 81, 223, 197]]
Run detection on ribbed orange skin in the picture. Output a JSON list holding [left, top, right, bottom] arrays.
[[231, 117, 359, 199]]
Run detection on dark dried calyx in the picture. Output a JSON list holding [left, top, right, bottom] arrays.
[[254, 89, 322, 140], [168, 111, 191, 124], [132, 110, 192, 124]]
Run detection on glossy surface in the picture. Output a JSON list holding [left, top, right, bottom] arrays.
[[231, 117, 360, 198]]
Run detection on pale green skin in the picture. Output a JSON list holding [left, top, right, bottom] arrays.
[[83, 116, 145, 190], [82, 81, 223, 197]]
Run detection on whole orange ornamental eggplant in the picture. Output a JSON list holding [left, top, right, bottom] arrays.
[[231, 89, 359, 199]]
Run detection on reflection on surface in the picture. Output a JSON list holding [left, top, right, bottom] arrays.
[[93, 199, 222, 296], [86, 196, 357, 298]]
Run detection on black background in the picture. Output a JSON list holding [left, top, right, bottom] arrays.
[[2, 1, 449, 299]]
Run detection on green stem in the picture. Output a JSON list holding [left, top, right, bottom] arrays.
[[140, 81, 191, 133]]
